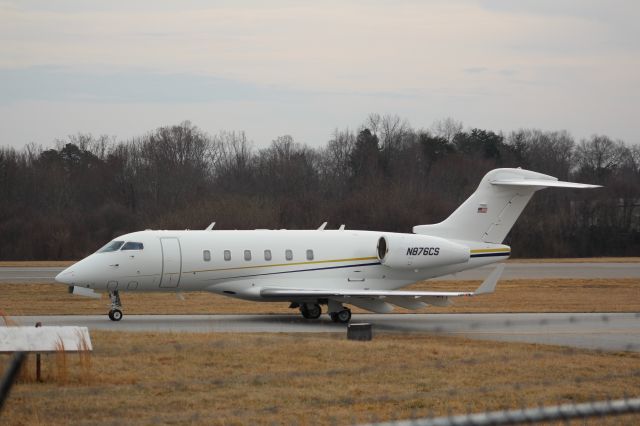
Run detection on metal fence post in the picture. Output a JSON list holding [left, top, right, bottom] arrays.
[[0, 352, 26, 413], [35, 322, 42, 382]]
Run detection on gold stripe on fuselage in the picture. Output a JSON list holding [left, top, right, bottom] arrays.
[[470, 248, 510, 254], [184, 256, 379, 275]]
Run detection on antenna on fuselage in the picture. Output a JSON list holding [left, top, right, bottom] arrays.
[[338, 224, 345, 230], [205, 222, 216, 230], [317, 222, 327, 230]]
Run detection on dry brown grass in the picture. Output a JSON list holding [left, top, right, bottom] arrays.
[[1, 309, 19, 325], [410, 278, 640, 313], [53, 338, 68, 385], [2, 278, 638, 316], [0, 331, 638, 425]]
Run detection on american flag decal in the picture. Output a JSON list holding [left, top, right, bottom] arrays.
[[477, 203, 488, 213]]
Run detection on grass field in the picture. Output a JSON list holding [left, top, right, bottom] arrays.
[[2, 278, 639, 316], [0, 331, 638, 425]]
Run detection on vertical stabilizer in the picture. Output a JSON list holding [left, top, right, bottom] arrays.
[[413, 168, 599, 243]]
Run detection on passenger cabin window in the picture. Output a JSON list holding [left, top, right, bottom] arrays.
[[306, 249, 314, 261], [285, 249, 293, 261], [98, 240, 124, 253], [121, 242, 144, 251], [244, 250, 252, 261], [203, 250, 211, 262], [264, 249, 272, 261], [224, 250, 231, 261]]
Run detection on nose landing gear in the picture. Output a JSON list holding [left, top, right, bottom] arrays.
[[108, 290, 123, 321]]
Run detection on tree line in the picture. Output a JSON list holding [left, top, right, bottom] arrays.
[[1, 115, 639, 260]]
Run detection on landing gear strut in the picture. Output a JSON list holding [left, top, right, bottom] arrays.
[[300, 303, 322, 319], [108, 290, 123, 321]]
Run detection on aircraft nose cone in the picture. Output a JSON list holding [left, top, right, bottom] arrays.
[[55, 268, 74, 284]]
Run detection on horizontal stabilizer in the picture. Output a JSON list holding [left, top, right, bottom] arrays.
[[490, 179, 601, 189]]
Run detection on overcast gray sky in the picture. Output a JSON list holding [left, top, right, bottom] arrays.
[[1, 0, 639, 148]]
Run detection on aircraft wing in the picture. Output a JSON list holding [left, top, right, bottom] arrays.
[[260, 288, 474, 298], [260, 264, 504, 313]]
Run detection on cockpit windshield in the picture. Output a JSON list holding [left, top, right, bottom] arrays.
[[97, 240, 125, 253], [121, 242, 144, 250]]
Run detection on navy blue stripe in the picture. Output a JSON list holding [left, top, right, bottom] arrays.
[[471, 252, 511, 258], [208, 261, 382, 281]]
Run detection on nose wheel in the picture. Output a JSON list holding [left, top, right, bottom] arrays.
[[108, 308, 123, 321], [108, 290, 123, 321]]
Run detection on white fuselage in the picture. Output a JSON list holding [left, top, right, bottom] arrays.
[[56, 229, 510, 301]]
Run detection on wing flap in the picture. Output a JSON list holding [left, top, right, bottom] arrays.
[[384, 297, 428, 310], [344, 298, 394, 313], [260, 288, 473, 298]]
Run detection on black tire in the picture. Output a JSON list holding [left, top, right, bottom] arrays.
[[300, 305, 311, 319], [108, 309, 123, 321], [300, 303, 322, 319], [307, 304, 321, 319], [336, 309, 351, 324]]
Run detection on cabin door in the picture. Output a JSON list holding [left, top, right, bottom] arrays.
[[159, 237, 182, 288]]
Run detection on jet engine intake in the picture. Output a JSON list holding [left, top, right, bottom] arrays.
[[377, 234, 469, 269]]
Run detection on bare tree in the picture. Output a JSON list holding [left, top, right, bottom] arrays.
[[432, 117, 464, 143]]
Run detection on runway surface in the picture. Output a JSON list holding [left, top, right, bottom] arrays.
[[0, 267, 63, 282], [1, 263, 639, 282], [9, 313, 640, 352]]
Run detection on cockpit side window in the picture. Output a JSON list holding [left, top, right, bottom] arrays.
[[97, 240, 125, 253], [121, 242, 144, 250]]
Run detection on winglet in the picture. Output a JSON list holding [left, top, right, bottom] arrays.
[[474, 263, 505, 295]]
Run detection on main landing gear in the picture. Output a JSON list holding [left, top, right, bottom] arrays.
[[299, 303, 322, 319], [293, 301, 352, 324], [329, 309, 351, 324], [108, 290, 123, 321], [327, 300, 351, 324]]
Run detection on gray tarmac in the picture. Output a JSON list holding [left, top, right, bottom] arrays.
[[9, 312, 640, 352], [442, 262, 640, 280], [1, 263, 639, 282], [0, 267, 63, 282]]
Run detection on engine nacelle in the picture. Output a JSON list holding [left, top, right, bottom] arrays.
[[376, 234, 470, 269]]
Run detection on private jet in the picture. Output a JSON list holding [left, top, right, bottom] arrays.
[[55, 168, 599, 322]]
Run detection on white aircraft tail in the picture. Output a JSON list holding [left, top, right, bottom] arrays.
[[413, 168, 600, 244]]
